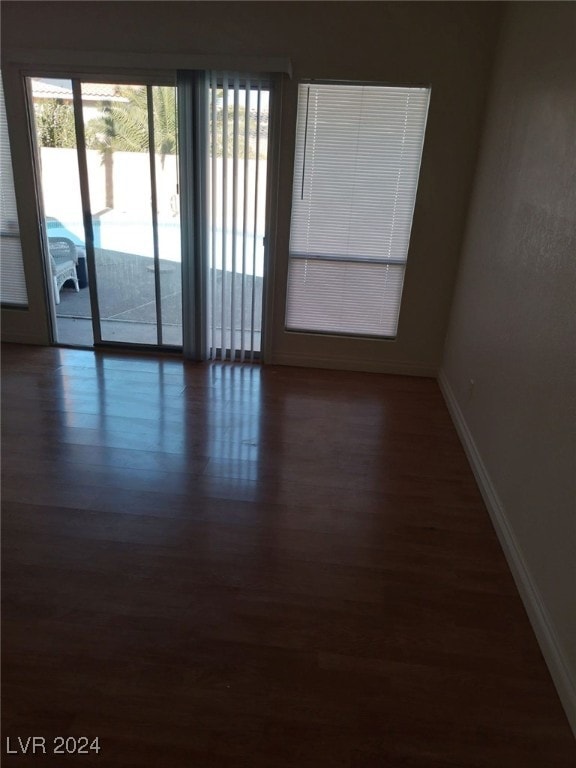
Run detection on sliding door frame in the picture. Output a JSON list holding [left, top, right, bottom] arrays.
[[261, 72, 284, 364], [25, 69, 184, 351], [70, 78, 102, 346]]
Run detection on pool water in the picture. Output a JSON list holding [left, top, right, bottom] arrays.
[[46, 214, 265, 277]]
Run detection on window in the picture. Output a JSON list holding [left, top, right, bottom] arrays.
[[286, 82, 430, 338], [0, 73, 28, 307]]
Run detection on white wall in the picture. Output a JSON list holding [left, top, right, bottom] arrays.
[[440, 3, 576, 732]]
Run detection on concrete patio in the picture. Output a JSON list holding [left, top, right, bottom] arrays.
[[55, 248, 262, 351]]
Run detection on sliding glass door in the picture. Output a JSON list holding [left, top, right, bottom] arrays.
[[29, 76, 182, 348], [28, 71, 271, 358], [78, 82, 182, 346]]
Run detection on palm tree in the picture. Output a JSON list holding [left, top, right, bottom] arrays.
[[85, 86, 177, 207], [85, 100, 117, 208], [86, 86, 177, 152]]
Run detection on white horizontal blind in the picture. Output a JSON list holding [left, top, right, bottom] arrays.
[[0, 74, 28, 306], [286, 82, 429, 338]]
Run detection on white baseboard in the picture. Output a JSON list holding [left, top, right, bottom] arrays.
[[438, 369, 576, 737], [268, 352, 437, 377]]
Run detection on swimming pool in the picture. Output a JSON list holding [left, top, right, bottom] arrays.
[[47, 214, 265, 277]]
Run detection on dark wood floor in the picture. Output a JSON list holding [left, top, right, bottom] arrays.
[[2, 344, 574, 767]]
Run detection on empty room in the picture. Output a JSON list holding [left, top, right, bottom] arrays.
[[1, 2, 575, 766]]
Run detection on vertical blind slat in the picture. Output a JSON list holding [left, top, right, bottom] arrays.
[[250, 81, 262, 362], [210, 72, 217, 358], [231, 75, 240, 361], [221, 74, 228, 359], [241, 77, 251, 362]]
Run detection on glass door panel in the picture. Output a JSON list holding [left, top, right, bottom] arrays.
[[152, 85, 182, 346], [29, 77, 93, 345], [29, 77, 182, 349], [81, 82, 161, 345]]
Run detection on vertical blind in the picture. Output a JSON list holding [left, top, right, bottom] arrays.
[[207, 72, 269, 361], [286, 82, 430, 338], [0, 73, 28, 307]]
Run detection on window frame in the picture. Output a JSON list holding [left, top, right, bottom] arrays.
[[284, 78, 431, 341]]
